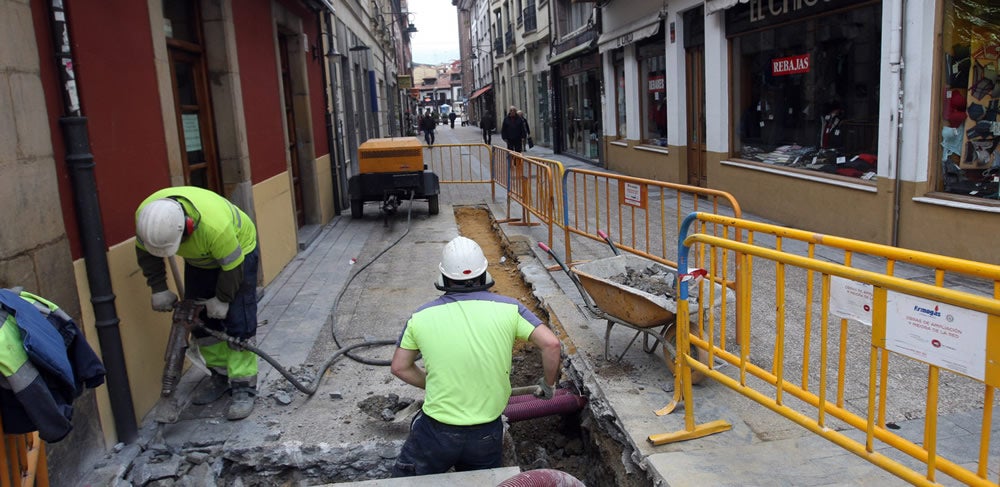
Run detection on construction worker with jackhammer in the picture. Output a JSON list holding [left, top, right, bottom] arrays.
[[134, 186, 260, 421], [390, 236, 562, 476]]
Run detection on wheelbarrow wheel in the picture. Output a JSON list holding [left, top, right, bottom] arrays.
[[662, 324, 709, 385]]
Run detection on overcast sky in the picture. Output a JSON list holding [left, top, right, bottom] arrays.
[[407, 0, 460, 64]]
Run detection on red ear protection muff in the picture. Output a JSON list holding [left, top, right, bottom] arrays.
[[184, 216, 196, 236]]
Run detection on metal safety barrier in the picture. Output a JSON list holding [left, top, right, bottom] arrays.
[[0, 428, 48, 487], [560, 168, 741, 272], [491, 148, 562, 248], [423, 143, 495, 187], [656, 212, 1000, 487]]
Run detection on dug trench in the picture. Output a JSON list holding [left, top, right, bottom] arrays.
[[216, 205, 654, 486]]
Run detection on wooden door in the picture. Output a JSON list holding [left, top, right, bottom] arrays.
[[685, 46, 707, 187], [279, 34, 304, 227]]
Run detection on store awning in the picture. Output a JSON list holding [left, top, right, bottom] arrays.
[[549, 41, 596, 65], [598, 14, 664, 53], [705, 0, 749, 15], [469, 84, 493, 101]]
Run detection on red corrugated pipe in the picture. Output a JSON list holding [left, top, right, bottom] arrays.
[[503, 391, 587, 422], [497, 468, 586, 486]]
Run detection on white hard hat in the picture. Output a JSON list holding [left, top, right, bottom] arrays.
[[136, 198, 185, 257], [439, 236, 488, 281]]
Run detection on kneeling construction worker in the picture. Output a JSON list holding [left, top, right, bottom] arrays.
[[390, 236, 562, 476], [134, 186, 260, 420]]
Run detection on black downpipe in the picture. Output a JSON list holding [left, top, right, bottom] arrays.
[[48, 1, 137, 443], [317, 11, 344, 213]]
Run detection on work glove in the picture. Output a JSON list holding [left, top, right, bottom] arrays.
[[203, 296, 230, 320], [151, 290, 178, 312], [533, 377, 556, 401]]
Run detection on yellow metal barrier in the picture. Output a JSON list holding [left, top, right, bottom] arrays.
[[656, 213, 1000, 486]]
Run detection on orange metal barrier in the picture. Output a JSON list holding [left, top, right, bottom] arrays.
[[488, 147, 562, 248], [560, 168, 741, 271], [423, 143, 494, 187], [0, 428, 48, 487], [657, 212, 1000, 486]]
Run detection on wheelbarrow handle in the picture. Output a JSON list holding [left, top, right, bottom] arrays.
[[538, 242, 571, 274], [597, 230, 621, 256]]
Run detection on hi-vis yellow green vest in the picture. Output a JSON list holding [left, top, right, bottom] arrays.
[[136, 187, 257, 271]]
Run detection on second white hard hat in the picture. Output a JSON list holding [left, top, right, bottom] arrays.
[[439, 236, 488, 281]]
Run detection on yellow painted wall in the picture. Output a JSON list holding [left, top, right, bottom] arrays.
[[603, 138, 683, 183], [254, 171, 298, 285], [313, 154, 336, 224], [74, 240, 180, 447], [708, 151, 892, 244], [896, 181, 1000, 265]]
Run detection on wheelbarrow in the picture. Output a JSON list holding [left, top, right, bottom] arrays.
[[539, 232, 712, 384]]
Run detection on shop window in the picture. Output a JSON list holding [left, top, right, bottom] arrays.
[[730, 3, 881, 180], [639, 40, 667, 146], [937, 0, 1000, 200], [613, 50, 626, 140]]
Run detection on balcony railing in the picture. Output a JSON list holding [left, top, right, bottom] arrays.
[[523, 8, 537, 32], [505, 26, 513, 47], [495, 38, 504, 55]]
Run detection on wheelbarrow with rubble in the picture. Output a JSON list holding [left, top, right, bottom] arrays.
[[539, 232, 717, 385]]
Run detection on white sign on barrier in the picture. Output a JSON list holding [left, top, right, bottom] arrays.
[[885, 290, 987, 381], [830, 276, 873, 326]]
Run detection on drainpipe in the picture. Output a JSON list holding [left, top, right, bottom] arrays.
[[888, 0, 906, 246], [317, 9, 344, 213], [47, 1, 137, 443]]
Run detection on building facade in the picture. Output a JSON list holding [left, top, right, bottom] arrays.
[[4, 0, 410, 481]]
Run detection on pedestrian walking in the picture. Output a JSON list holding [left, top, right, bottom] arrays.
[[517, 110, 533, 150], [448, 112, 457, 129], [501, 106, 526, 153], [481, 110, 496, 145], [420, 109, 436, 145], [134, 186, 260, 421], [390, 236, 562, 477]]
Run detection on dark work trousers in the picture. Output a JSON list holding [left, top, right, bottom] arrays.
[[391, 412, 503, 477], [424, 129, 436, 145], [505, 139, 523, 153], [483, 128, 492, 145], [184, 246, 259, 340]]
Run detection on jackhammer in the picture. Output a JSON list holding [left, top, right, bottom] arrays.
[[159, 256, 394, 399], [162, 299, 395, 397]]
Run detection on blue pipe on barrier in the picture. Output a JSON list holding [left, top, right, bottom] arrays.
[[561, 170, 571, 227], [676, 212, 703, 302]]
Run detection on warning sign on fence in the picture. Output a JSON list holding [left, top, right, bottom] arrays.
[[619, 181, 647, 209], [884, 290, 987, 381], [830, 276, 873, 326]]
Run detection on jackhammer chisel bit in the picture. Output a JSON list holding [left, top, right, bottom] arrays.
[[161, 301, 204, 397]]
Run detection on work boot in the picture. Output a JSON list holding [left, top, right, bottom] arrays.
[[227, 385, 256, 421], [192, 373, 229, 405]]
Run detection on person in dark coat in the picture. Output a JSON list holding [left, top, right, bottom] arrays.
[[448, 112, 457, 129], [517, 110, 532, 149], [420, 109, 436, 145], [481, 110, 496, 145], [500, 106, 525, 153]]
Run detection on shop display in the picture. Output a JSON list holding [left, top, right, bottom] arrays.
[[937, 0, 1000, 199], [729, 3, 882, 181]]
